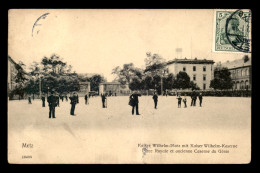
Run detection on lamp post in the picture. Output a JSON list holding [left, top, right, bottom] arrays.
[[37, 74, 43, 99], [160, 69, 167, 96]]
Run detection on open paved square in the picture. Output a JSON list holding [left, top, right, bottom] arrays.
[[8, 96, 251, 164]]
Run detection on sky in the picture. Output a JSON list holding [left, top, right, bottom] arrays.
[[8, 9, 250, 81]]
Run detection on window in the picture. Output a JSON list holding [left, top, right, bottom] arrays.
[[193, 66, 196, 71], [203, 75, 206, 81], [183, 67, 186, 72], [203, 84, 206, 90], [203, 66, 206, 72], [193, 75, 196, 81]]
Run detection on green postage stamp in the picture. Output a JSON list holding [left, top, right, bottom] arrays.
[[214, 9, 251, 53]]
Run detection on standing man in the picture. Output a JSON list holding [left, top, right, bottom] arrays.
[[152, 92, 158, 109], [177, 93, 182, 108], [41, 94, 46, 107], [191, 90, 196, 106], [61, 95, 64, 102], [194, 92, 197, 106], [28, 94, 32, 104], [198, 93, 203, 107], [85, 93, 89, 105], [65, 94, 68, 102], [101, 93, 107, 108], [47, 91, 57, 119], [183, 94, 187, 108], [129, 90, 141, 115], [69, 92, 78, 116]]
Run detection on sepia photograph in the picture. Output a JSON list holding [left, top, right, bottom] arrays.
[[8, 9, 251, 164]]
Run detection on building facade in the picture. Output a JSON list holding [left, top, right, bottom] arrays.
[[8, 56, 18, 91], [220, 57, 251, 90], [99, 82, 131, 96], [166, 58, 215, 90], [78, 81, 91, 97]]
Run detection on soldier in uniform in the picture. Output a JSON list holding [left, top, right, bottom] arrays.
[[69, 92, 78, 116], [47, 91, 57, 118], [152, 92, 158, 109], [129, 90, 141, 115], [41, 94, 46, 107], [198, 93, 203, 107]]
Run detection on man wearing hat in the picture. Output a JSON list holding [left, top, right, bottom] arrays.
[[129, 90, 141, 115], [152, 91, 158, 109], [41, 93, 46, 107], [47, 90, 57, 118], [69, 92, 78, 115]]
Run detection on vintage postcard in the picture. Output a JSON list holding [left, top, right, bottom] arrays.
[[8, 9, 251, 164]]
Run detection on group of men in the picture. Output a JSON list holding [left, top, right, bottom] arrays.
[[28, 91, 80, 118], [28, 89, 204, 118]]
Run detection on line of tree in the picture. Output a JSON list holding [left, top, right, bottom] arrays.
[[8, 54, 106, 100], [112, 52, 200, 95]]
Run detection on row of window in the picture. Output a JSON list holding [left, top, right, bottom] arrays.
[[192, 74, 207, 81], [183, 66, 207, 72], [231, 68, 250, 78]]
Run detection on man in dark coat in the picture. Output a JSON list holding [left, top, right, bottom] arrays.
[[47, 91, 57, 118], [61, 95, 64, 102], [152, 92, 158, 109], [69, 92, 78, 116], [198, 93, 203, 107], [177, 94, 182, 108], [101, 93, 107, 108], [129, 91, 141, 115], [85, 93, 89, 105], [191, 90, 196, 106], [41, 94, 46, 107], [28, 95, 32, 104], [194, 92, 197, 106]]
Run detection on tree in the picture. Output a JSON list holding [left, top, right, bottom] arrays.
[[41, 54, 71, 75], [10, 61, 28, 100], [26, 54, 79, 95], [144, 52, 167, 77], [163, 73, 176, 90], [89, 74, 106, 92], [112, 63, 143, 87], [210, 67, 233, 90], [142, 75, 154, 90], [176, 71, 191, 89], [189, 81, 200, 90], [129, 77, 143, 91]]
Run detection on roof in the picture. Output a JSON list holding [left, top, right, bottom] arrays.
[[8, 56, 29, 75], [167, 58, 215, 65], [8, 56, 18, 65], [221, 57, 251, 69]]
